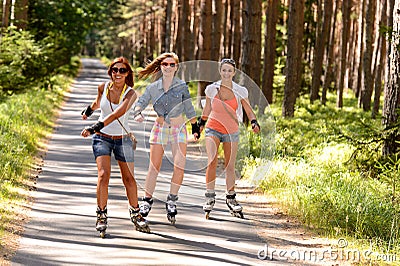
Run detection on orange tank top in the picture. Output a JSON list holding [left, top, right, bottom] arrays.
[[207, 96, 239, 134]]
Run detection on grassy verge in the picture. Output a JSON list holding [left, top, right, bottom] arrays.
[[0, 57, 80, 262], [241, 91, 400, 264]]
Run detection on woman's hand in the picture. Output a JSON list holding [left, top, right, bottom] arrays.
[[251, 120, 260, 133]]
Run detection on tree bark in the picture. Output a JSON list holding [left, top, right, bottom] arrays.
[[361, 0, 376, 111], [310, 0, 331, 103], [282, 0, 304, 117], [164, 0, 173, 52], [198, 0, 213, 99], [241, 0, 262, 86], [262, 0, 279, 104], [182, 0, 191, 61], [211, 0, 222, 61], [337, 0, 351, 108], [232, 0, 241, 64], [382, 0, 398, 156], [322, 0, 336, 105], [14, 0, 27, 30], [372, 0, 388, 118], [1, 0, 10, 29]]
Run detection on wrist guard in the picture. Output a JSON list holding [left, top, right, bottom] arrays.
[[191, 121, 200, 137], [86, 121, 104, 135], [251, 119, 260, 130], [197, 116, 207, 127], [81, 105, 94, 117]]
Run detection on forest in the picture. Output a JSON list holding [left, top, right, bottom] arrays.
[[1, 0, 400, 259]]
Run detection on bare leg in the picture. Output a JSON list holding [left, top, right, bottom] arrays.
[[144, 144, 164, 198], [96, 156, 111, 209], [222, 141, 238, 192], [169, 142, 187, 195], [117, 161, 138, 207], [205, 136, 220, 190]]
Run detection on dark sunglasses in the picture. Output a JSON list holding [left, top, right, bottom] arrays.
[[111, 67, 128, 74], [160, 62, 176, 67], [220, 58, 236, 67]]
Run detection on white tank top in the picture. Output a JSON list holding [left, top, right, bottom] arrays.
[[99, 81, 132, 136]]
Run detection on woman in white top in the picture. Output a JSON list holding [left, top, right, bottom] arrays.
[[80, 57, 149, 236], [198, 58, 260, 219]]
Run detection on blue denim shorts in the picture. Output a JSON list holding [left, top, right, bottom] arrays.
[[92, 133, 134, 162], [205, 128, 240, 143]]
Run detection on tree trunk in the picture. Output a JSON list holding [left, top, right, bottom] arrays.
[[241, 0, 262, 86], [223, 0, 231, 58], [282, 0, 304, 117], [175, 1, 183, 59], [361, 0, 376, 111], [198, 0, 213, 99], [262, 0, 279, 104], [382, 0, 399, 156], [164, 0, 173, 52], [211, 0, 222, 61], [14, 0, 27, 30], [356, 0, 366, 101], [310, 0, 331, 103], [192, 0, 200, 59], [182, 0, 191, 61], [1, 0, 10, 29], [232, 0, 241, 64], [322, 0, 336, 105], [337, 0, 351, 108]]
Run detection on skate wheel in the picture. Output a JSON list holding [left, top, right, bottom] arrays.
[[168, 215, 176, 225], [99, 231, 106, 238]]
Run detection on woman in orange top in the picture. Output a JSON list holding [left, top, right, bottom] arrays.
[[198, 58, 260, 219]]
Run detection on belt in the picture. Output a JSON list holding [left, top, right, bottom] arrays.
[[96, 132, 124, 140]]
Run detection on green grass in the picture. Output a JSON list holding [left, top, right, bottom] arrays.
[[241, 90, 400, 262], [0, 57, 80, 259]]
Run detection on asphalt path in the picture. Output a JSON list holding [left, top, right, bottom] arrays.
[[11, 58, 285, 265]]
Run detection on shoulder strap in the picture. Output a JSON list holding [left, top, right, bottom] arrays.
[[106, 86, 132, 136]]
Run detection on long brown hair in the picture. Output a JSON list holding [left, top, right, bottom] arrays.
[[107, 57, 134, 87], [138, 52, 179, 81]]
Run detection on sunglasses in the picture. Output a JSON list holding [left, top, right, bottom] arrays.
[[160, 62, 177, 67], [111, 67, 128, 74], [220, 58, 236, 67]]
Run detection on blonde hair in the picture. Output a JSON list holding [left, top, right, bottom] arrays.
[[138, 52, 179, 81]]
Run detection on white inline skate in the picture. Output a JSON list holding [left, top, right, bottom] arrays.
[[226, 192, 244, 219], [203, 191, 216, 219], [165, 194, 178, 225], [139, 197, 153, 217]]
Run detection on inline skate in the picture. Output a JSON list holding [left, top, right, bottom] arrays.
[[226, 192, 244, 219], [96, 206, 108, 238], [203, 191, 216, 219], [165, 194, 178, 225], [139, 197, 153, 217], [129, 206, 151, 233]]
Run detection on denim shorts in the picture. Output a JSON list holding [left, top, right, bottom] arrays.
[[92, 133, 134, 162], [205, 128, 239, 143], [149, 122, 187, 145]]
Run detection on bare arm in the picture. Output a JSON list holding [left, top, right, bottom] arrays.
[[241, 98, 260, 133], [81, 83, 105, 120]]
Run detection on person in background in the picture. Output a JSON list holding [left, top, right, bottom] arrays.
[[198, 58, 260, 219], [132, 52, 200, 224], [81, 57, 149, 236]]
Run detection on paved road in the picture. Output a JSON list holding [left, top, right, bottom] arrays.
[[11, 58, 283, 266]]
